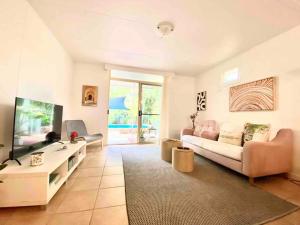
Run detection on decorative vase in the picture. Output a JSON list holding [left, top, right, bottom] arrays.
[[70, 136, 78, 144], [30, 152, 44, 166], [70, 131, 79, 144]]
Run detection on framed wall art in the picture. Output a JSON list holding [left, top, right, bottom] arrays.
[[82, 85, 98, 106], [229, 77, 276, 112], [197, 91, 206, 111]]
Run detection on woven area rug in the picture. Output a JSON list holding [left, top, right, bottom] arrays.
[[121, 145, 298, 225]]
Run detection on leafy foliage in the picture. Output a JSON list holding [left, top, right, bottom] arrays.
[[14, 99, 54, 135], [108, 82, 162, 126]]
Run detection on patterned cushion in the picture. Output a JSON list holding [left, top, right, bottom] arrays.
[[252, 132, 270, 142], [218, 130, 243, 146], [193, 120, 218, 137], [243, 123, 270, 144], [201, 131, 219, 141], [193, 126, 202, 137]]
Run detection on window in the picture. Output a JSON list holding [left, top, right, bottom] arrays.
[[223, 68, 239, 85]]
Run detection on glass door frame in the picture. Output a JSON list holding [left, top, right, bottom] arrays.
[[138, 83, 162, 144], [108, 77, 162, 144]]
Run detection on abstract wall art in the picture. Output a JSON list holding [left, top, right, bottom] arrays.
[[82, 85, 98, 106], [197, 91, 207, 111], [229, 77, 276, 112]]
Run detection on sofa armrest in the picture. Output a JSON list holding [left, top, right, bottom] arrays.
[[242, 129, 293, 177], [180, 128, 194, 137]]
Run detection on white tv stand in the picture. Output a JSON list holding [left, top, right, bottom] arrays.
[[0, 141, 86, 207]]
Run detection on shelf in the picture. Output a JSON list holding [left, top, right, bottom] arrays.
[[0, 141, 87, 207], [47, 147, 86, 201]]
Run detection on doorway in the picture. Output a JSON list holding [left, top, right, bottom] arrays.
[[107, 79, 162, 145], [139, 84, 162, 143]]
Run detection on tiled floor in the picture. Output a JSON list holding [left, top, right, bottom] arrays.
[[1, 144, 300, 225], [1, 145, 128, 225]]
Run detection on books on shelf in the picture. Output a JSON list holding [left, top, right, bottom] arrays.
[[68, 155, 77, 171], [49, 173, 61, 185]]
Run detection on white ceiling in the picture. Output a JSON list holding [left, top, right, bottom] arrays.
[[28, 0, 300, 76]]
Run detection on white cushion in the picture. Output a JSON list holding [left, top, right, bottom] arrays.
[[181, 135, 204, 147], [218, 130, 243, 146], [220, 122, 243, 133], [218, 123, 243, 146], [269, 128, 278, 140], [252, 132, 270, 142], [201, 139, 243, 161], [181, 135, 243, 161]]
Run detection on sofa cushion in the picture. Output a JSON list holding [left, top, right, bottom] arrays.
[[193, 120, 218, 137], [218, 123, 243, 146], [181, 135, 204, 147], [201, 139, 243, 161], [243, 123, 270, 144], [201, 130, 219, 141], [218, 130, 243, 146], [181, 135, 243, 161], [193, 125, 203, 137], [220, 122, 243, 133], [252, 131, 270, 142]]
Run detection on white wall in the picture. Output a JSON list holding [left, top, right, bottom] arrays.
[[168, 75, 196, 139], [72, 63, 110, 144], [196, 25, 300, 177], [72, 63, 196, 143], [0, 0, 73, 161]]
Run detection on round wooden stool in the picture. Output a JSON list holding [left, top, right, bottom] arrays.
[[161, 139, 182, 162], [172, 147, 194, 172]]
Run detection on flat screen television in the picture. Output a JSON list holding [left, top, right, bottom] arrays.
[[10, 97, 63, 160]]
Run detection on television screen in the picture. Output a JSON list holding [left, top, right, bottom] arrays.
[[11, 97, 63, 159]]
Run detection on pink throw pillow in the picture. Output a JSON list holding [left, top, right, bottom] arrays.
[[193, 126, 202, 137], [201, 131, 219, 141]]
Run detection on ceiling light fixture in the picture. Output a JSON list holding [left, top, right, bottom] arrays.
[[157, 21, 174, 37]]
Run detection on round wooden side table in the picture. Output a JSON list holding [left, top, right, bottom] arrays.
[[161, 139, 182, 162], [172, 147, 194, 172]]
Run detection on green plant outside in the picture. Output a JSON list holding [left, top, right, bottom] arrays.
[[108, 83, 162, 127], [15, 99, 54, 136]]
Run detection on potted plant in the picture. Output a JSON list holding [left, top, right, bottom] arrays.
[[190, 112, 198, 129], [140, 129, 145, 142], [70, 131, 79, 144]]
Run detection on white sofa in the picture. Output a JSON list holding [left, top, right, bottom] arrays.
[[182, 135, 243, 161], [180, 120, 293, 184]]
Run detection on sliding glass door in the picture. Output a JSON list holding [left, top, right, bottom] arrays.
[[139, 84, 162, 143], [107, 80, 162, 145], [107, 80, 139, 144]]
